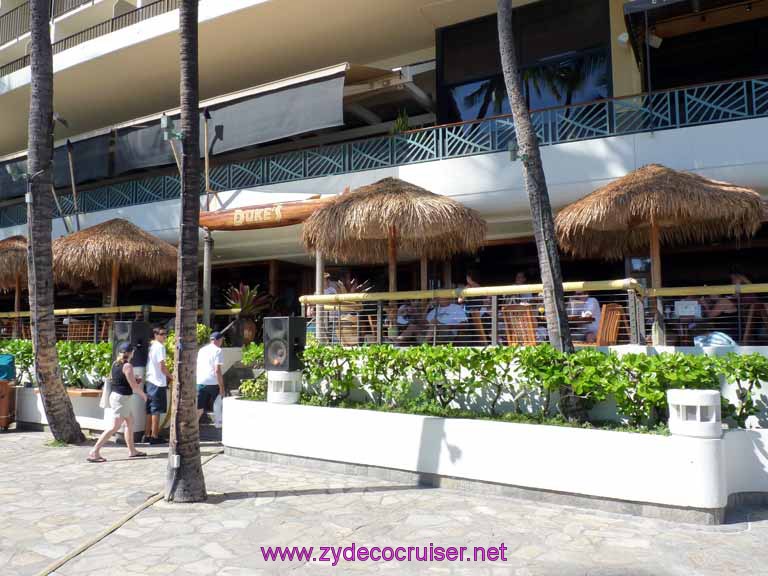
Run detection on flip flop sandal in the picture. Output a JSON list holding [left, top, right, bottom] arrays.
[[87, 456, 106, 463], [129, 452, 147, 458]]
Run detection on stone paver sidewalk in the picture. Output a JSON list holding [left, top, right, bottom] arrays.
[[2, 430, 767, 576]]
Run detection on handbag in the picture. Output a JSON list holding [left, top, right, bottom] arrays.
[[99, 377, 112, 409]]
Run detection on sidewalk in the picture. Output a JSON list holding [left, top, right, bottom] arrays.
[[1, 430, 766, 576]]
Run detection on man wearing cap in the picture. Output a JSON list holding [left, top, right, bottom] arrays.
[[197, 332, 225, 420]]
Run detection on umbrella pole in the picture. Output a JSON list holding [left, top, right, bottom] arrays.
[[420, 257, 428, 291], [111, 261, 120, 308], [315, 251, 325, 341], [388, 227, 397, 339], [13, 273, 21, 339], [650, 223, 666, 346]]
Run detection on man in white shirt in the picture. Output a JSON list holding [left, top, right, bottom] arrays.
[[144, 328, 171, 445], [197, 332, 225, 420], [568, 292, 602, 342]]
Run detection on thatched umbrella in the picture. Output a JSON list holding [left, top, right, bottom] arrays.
[[555, 164, 763, 289], [0, 236, 28, 334], [53, 219, 177, 306], [302, 177, 486, 293]]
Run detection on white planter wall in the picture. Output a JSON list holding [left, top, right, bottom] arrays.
[[16, 387, 147, 433], [223, 399, 730, 511]]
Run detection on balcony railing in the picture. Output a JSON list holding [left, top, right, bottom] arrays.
[[0, 2, 29, 46], [52, 0, 97, 20], [0, 0, 182, 77], [2, 75, 768, 229]]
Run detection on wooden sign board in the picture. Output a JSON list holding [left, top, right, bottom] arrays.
[[199, 196, 334, 231]]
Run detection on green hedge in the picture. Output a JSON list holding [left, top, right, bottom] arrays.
[[243, 343, 768, 429], [0, 340, 112, 388]]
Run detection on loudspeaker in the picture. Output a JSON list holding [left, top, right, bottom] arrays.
[[263, 317, 307, 372], [112, 321, 153, 368]]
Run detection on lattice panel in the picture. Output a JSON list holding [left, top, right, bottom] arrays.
[[444, 122, 493, 157], [350, 137, 391, 171], [394, 130, 439, 164], [268, 151, 305, 183], [683, 81, 748, 124], [614, 93, 674, 134], [307, 145, 346, 178], [753, 79, 768, 116], [230, 160, 264, 190], [553, 102, 609, 142]]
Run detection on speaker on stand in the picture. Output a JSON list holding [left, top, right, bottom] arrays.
[[263, 317, 307, 404]]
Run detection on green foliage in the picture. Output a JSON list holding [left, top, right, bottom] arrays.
[[0, 339, 33, 383], [358, 345, 409, 406], [390, 109, 410, 135], [293, 343, 768, 430], [406, 344, 475, 408], [0, 339, 110, 387], [56, 341, 112, 388], [239, 374, 267, 401], [303, 344, 358, 405], [241, 342, 264, 368], [717, 352, 768, 427]]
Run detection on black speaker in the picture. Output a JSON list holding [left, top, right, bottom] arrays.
[[112, 321, 153, 368], [263, 317, 307, 372]]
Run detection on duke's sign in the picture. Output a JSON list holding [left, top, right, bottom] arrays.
[[233, 205, 283, 227]]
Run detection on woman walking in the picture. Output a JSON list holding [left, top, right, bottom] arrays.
[[87, 343, 148, 462]]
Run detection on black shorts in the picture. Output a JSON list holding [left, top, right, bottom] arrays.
[[197, 385, 219, 412], [145, 382, 168, 415]]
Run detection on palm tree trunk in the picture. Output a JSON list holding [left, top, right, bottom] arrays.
[[496, 0, 573, 354], [26, 0, 84, 444], [165, 0, 206, 502]]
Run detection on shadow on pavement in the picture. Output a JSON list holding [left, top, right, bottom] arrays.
[[207, 484, 433, 504]]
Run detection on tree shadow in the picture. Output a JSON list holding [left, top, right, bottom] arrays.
[[416, 416, 462, 486], [206, 484, 431, 504]]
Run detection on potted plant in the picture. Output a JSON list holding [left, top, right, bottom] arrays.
[[225, 283, 274, 346]]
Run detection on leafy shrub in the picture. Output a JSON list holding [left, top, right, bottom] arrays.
[[239, 375, 267, 401], [469, 346, 520, 415], [358, 345, 410, 406], [303, 344, 358, 405], [165, 323, 213, 374], [406, 344, 476, 408], [241, 342, 264, 368], [0, 339, 111, 387], [717, 352, 768, 427], [0, 339, 33, 383]]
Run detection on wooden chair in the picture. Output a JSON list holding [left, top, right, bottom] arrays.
[[742, 303, 768, 344], [469, 310, 488, 344], [338, 314, 360, 346], [67, 319, 94, 342], [594, 303, 626, 346], [501, 304, 537, 346], [99, 318, 114, 343]]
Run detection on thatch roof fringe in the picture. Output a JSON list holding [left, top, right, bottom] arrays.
[[0, 235, 27, 291], [53, 219, 177, 288], [555, 164, 763, 260], [302, 177, 486, 263]]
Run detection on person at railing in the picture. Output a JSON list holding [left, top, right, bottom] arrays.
[[504, 271, 536, 305], [567, 291, 601, 343], [699, 271, 754, 342], [427, 298, 469, 343]]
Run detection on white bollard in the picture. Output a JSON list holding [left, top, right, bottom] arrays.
[[667, 389, 722, 439]]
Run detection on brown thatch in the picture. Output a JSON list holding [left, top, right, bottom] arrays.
[[555, 164, 763, 260], [53, 219, 177, 288], [301, 178, 486, 263], [0, 235, 27, 291]]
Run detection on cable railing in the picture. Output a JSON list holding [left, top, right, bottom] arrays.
[[0, 304, 236, 342], [2, 74, 767, 230], [0, 0, 183, 77], [300, 280, 644, 348], [644, 284, 768, 347]]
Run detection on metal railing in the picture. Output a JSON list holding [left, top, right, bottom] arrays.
[[0, 2, 29, 45], [51, 0, 93, 19], [300, 280, 644, 347], [0, 0, 183, 77], [644, 284, 768, 346], [2, 75, 767, 229], [0, 304, 236, 342]]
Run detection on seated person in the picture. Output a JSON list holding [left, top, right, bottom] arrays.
[[505, 271, 536, 306], [426, 298, 468, 326], [393, 301, 430, 344], [567, 291, 601, 343], [459, 270, 491, 317]]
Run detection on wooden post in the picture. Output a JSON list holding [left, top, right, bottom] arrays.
[[202, 230, 213, 328], [268, 260, 279, 297], [649, 223, 666, 345], [13, 273, 21, 339], [315, 251, 325, 340], [66, 140, 80, 231], [420, 257, 428, 291], [110, 261, 120, 307], [442, 259, 452, 289], [387, 227, 397, 338], [203, 114, 211, 210], [169, 140, 182, 175]]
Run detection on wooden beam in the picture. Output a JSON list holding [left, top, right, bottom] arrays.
[[654, 1, 768, 38], [388, 226, 397, 293], [199, 195, 335, 231], [420, 257, 428, 291], [110, 261, 120, 307]]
